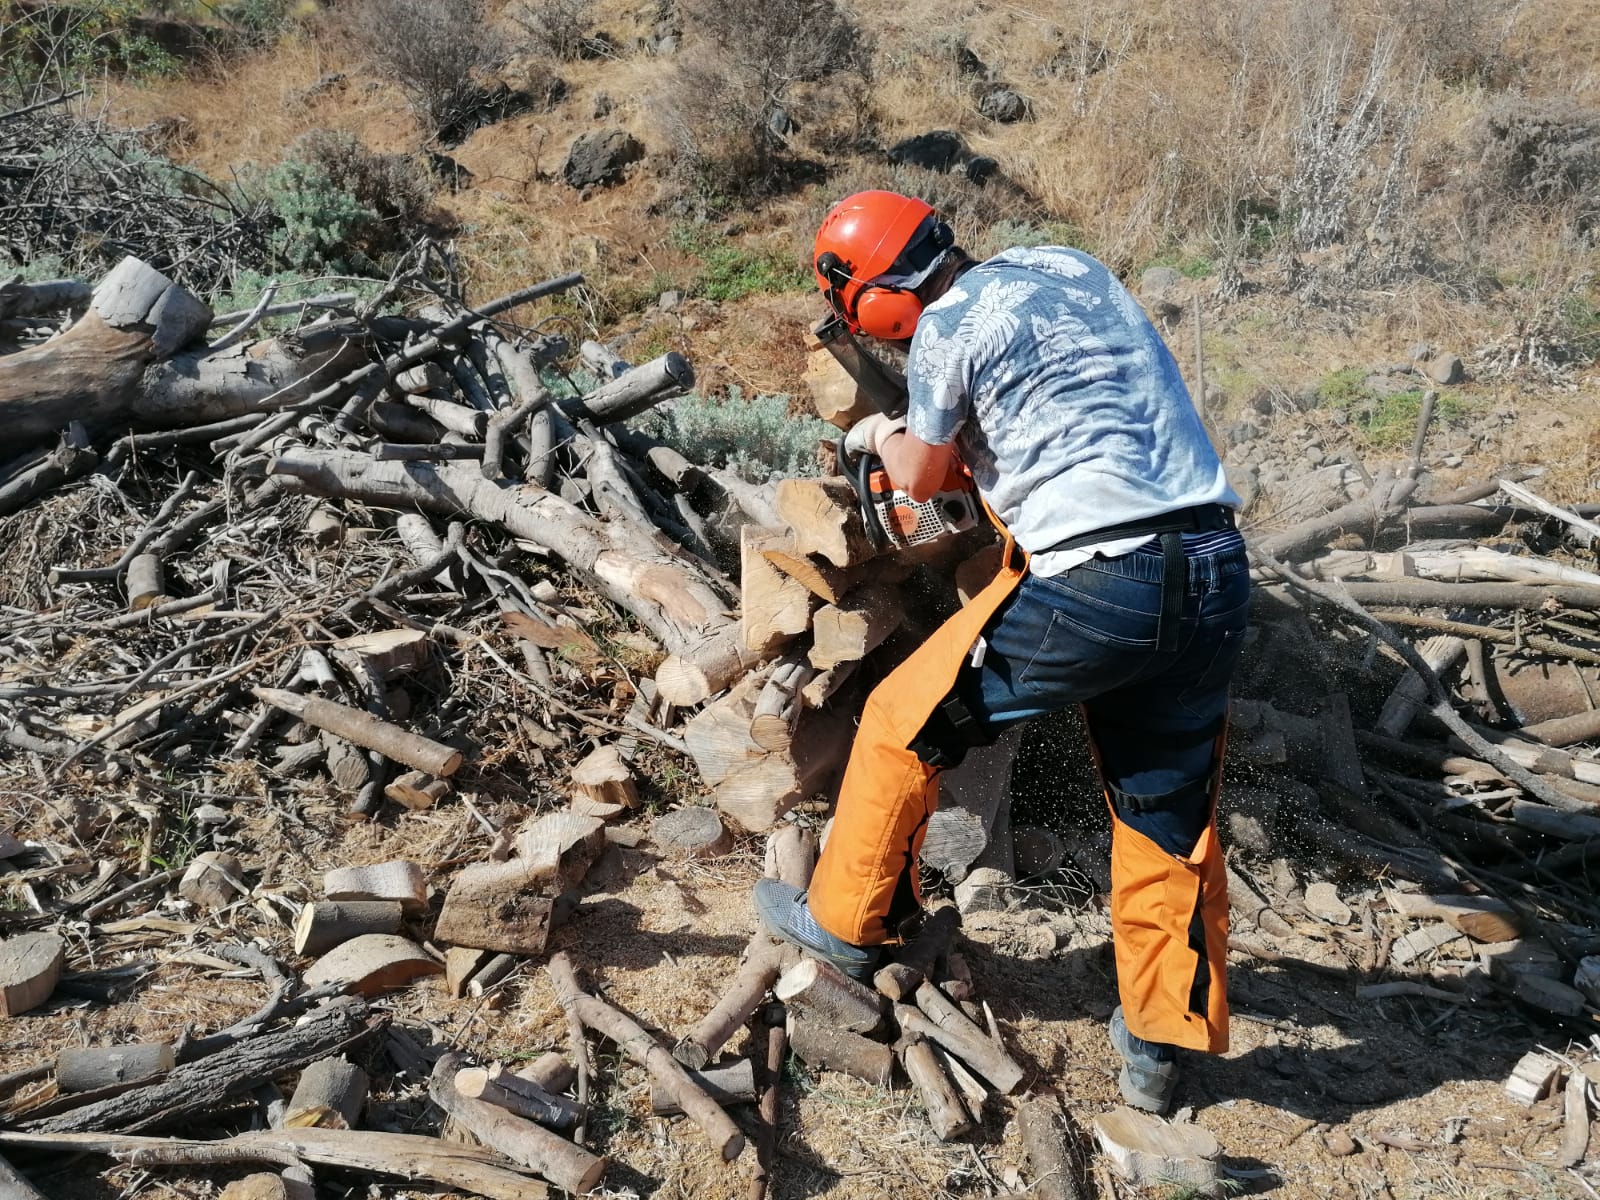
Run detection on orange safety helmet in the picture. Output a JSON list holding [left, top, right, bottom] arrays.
[[813, 190, 954, 340]]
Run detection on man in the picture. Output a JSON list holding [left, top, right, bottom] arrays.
[[754, 190, 1250, 1113]]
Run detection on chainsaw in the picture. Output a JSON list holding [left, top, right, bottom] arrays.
[[815, 314, 981, 551]]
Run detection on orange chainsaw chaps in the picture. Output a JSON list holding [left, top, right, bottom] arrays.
[[807, 553, 1025, 946], [1109, 812, 1230, 1053]]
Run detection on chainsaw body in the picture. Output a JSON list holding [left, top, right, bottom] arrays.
[[840, 441, 980, 550]]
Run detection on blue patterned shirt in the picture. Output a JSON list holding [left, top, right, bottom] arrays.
[[906, 247, 1238, 576]]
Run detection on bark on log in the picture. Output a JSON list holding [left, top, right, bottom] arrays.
[[429, 1053, 605, 1194], [672, 939, 786, 1071], [774, 477, 876, 568], [322, 862, 428, 912], [434, 863, 556, 955], [125, 553, 166, 611], [570, 745, 639, 810], [0, 1129, 549, 1200], [1333, 580, 1600, 610], [765, 824, 817, 889], [56, 1045, 174, 1094], [284, 1058, 367, 1129], [900, 1037, 972, 1141], [1253, 470, 1420, 562], [897, 990, 1024, 1094], [1017, 1098, 1083, 1200], [21, 998, 383, 1133], [546, 953, 744, 1161], [785, 1015, 893, 1087], [649, 1058, 756, 1114], [1521, 708, 1600, 748], [253, 688, 461, 777], [268, 451, 755, 700], [560, 353, 694, 424], [453, 1065, 580, 1131], [774, 959, 884, 1035], [920, 727, 1023, 879], [0, 932, 63, 1017], [808, 585, 902, 670]]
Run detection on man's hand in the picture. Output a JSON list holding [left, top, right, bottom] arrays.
[[842, 413, 907, 460]]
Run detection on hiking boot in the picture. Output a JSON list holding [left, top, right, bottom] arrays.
[[1109, 1005, 1180, 1114], [753, 879, 879, 982]]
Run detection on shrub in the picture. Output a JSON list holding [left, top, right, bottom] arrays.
[[1472, 99, 1600, 230], [661, 0, 872, 203], [1, 0, 182, 103], [252, 158, 376, 271], [509, 0, 593, 61], [341, 0, 508, 142], [636, 388, 834, 483]]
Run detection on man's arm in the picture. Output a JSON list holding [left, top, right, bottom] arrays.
[[878, 430, 958, 503]]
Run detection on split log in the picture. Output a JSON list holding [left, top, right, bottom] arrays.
[[323, 862, 428, 912], [785, 1014, 893, 1087], [179, 851, 245, 909], [898, 985, 1024, 1093], [773, 959, 884, 1035], [1092, 1106, 1221, 1195], [1017, 1098, 1082, 1200], [383, 771, 449, 811], [0, 1129, 548, 1200], [764, 824, 817, 888], [21, 998, 383, 1133], [683, 670, 769, 786], [652, 806, 733, 858], [774, 477, 876, 568], [761, 546, 871, 604], [515, 813, 608, 890], [650, 1059, 756, 1114], [267, 451, 759, 706], [435, 819, 603, 955], [899, 1037, 972, 1141], [429, 1053, 605, 1194], [546, 953, 744, 1161], [56, 1045, 174, 1094], [0, 932, 64, 1017], [874, 906, 960, 1002], [1374, 636, 1466, 738], [302, 935, 442, 997], [284, 1058, 367, 1129], [253, 688, 461, 777], [808, 585, 902, 670], [750, 655, 815, 751], [715, 709, 851, 832], [740, 527, 814, 655], [1385, 893, 1523, 943], [1555, 1070, 1590, 1169], [570, 746, 639, 810], [453, 1064, 580, 1131]]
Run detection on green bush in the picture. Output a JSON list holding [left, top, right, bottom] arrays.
[[1314, 367, 1371, 408], [251, 158, 376, 271], [668, 225, 810, 302], [636, 389, 834, 482]]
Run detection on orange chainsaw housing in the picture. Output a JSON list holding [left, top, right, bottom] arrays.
[[865, 460, 979, 548]]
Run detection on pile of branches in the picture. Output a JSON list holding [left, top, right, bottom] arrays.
[[0, 95, 273, 294]]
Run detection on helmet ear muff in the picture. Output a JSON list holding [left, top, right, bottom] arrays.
[[853, 286, 924, 341]]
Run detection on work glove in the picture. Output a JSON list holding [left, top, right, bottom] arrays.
[[842, 413, 907, 460]]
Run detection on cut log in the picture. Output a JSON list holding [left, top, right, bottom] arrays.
[[515, 1054, 576, 1096], [801, 341, 874, 429], [650, 1058, 756, 1115], [302, 934, 442, 997], [284, 1057, 368, 1130], [1374, 634, 1468, 738], [921, 727, 1022, 878], [546, 953, 744, 1161], [750, 655, 816, 752], [561, 352, 694, 424], [1505, 1050, 1561, 1106], [466, 954, 517, 999], [569, 746, 639, 810], [715, 709, 851, 832], [429, 1053, 604, 1194], [454, 1064, 580, 1131], [761, 546, 870, 604], [764, 824, 818, 889], [270, 451, 755, 701], [652, 806, 733, 858], [254, 688, 461, 777], [683, 669, 770, 786], [774, 958, 884, 1035], [808, 585, 902, 670], [673, 939, 787, 1070], [1386, 893, 1524, 943], [801, 662, 855, 709], [445, 948, 493, 1000], [1510, 800, 1600, 841], [1092, 1106, 1222, 1195], [774, 477, 876, 568], [323, 862, 428, 912], [435, 861, 557, 955], [785, 1014, 893, 1087], [1520, 708, 1600, 749], [125, 553, 165, 611], [514, 813, 607, 891], [900, 1037, 973, 1141], [1017, 1098, 1082, 1200], [330, 629, 433, 678], [874, 906, 960, 1002], [384, 771, 450, 811], [178, 851, 246, 909], [21, 997, 382, 1133], [56, 1044, 174, 1093], [0, 1128, 547, 1200], [740, 526, 814, 655], [0, 932, 64, 1017]]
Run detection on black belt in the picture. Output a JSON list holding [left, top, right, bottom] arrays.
[[1042, 505, 1237, 652]]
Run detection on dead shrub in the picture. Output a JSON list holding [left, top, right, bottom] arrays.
[[660, 0, 872, 205], [809, 160, 1043, 254], [1471, 98, 1600, 232], [509, 0, 593, 62], [341, 0, 509, 142]]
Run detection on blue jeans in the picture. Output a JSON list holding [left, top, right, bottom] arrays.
[[950, 534, 1251, 856]]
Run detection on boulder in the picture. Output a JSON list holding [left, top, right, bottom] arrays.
[[1426, 353, 1465, 384], [1140, 266, 1183, 295], [963, 155, 999, 185], [563, 129, 645, 189], [977, 85, 1030, 123], [888, 130, 966, 173]]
